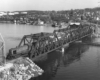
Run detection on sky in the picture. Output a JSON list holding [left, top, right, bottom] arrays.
[[0, 0, 99, 11]]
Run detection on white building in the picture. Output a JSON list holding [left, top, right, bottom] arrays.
[[0, 12, 7, 16]]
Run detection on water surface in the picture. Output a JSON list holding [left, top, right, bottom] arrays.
[[0, 23, 100, 80]]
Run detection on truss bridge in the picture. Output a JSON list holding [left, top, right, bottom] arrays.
[[7, 22, 93, 60]]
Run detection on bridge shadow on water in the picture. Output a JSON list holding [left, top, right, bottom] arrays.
[[30, 41, 90, 80], [62, 42, 89, 67]]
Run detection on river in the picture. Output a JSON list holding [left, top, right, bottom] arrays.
[[0, 23, 100, 80]]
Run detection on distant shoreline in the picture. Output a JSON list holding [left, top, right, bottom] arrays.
[[0, 21, 53, 26]]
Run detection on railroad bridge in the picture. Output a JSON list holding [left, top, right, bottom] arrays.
[[6, 22, 94, 60]]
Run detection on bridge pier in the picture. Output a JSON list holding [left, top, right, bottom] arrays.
[[61, 47, 64, 55], [61, 43, 69, 56]]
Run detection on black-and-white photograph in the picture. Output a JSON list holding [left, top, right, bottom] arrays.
[[0, 0, 99, 80]]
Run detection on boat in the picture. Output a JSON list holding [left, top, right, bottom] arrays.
[[52, 22, 58, 27]]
